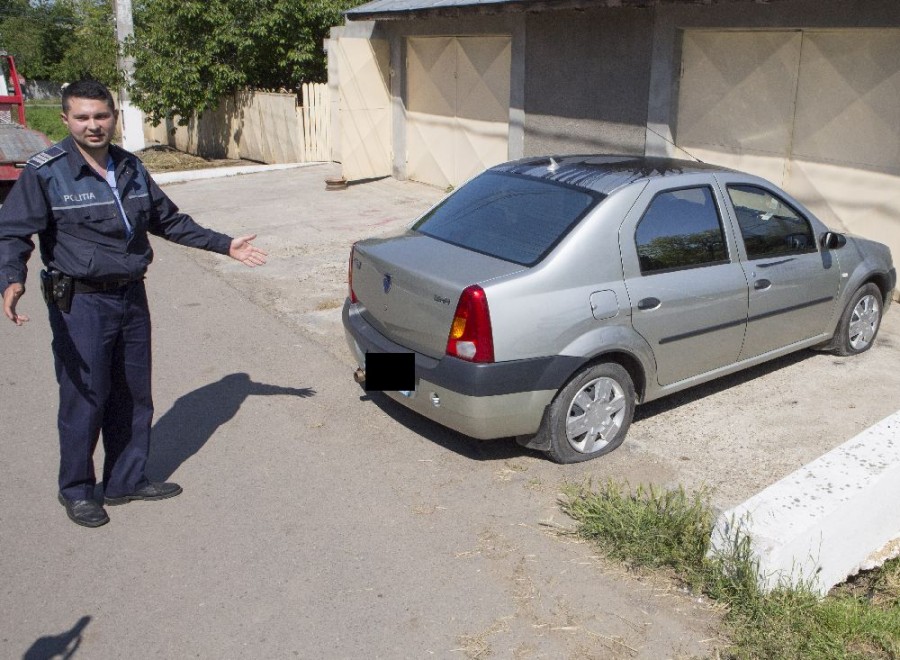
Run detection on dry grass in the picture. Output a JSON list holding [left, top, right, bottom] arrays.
[[136, 145, 249, 173], [833, 556, 900, 609]]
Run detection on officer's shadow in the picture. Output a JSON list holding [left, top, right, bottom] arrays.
[[24, 615, 90, 660], [146, 373, 315, 479]]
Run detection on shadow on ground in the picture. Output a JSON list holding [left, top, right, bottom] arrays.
[[24, 615, 91, 660], [146, 372, 315, 480], [633, 348, 817, 421], [355, 349, 822, 462]]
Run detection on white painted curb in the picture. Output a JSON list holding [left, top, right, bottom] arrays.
[[710, 410, 900, 595], [153, 162, 323, 186]]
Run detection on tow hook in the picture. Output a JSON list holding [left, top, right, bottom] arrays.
[[353, 368, 366, 384]]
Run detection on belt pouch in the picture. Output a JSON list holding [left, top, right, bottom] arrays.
[[42, 270, 74, 313]]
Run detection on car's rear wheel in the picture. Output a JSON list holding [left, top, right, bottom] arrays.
[[545, 362, 635, 464], [832, 283, 883, 356]]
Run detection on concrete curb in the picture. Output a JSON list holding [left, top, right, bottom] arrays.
[[711, 410, 900, 595], [153, 162, 323, 186]]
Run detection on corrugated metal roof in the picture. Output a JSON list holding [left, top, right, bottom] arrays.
[[346, 0, 526, 18], [345, 0, 768, 21]]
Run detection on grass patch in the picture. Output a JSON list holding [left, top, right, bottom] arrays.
[[24, 102, 67, 142], [562, 480, 900, 659]]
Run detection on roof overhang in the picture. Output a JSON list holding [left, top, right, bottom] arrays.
[[345, 0, 782, 22]]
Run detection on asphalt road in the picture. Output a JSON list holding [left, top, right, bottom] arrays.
[[2, 163, 898, 658]]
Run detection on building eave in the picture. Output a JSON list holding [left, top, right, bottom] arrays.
[[345, 0, 783, 22]]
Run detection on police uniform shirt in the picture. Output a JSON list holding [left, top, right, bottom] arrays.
[[0, 135, 232, 290]]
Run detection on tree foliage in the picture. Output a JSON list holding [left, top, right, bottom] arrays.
[[0, 0, 118, 87], [53, 0, 119, 85], [129, 0, 361, 125], [0, 0, 64, 80], [1, 0, 356, 119]]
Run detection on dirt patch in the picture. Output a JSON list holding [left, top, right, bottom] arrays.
[[136, 145, 254, 173]]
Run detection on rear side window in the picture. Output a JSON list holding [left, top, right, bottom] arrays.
[[412, 171, 600, 266], [635, 186, 728, 274], [727, 184, 816, 259]]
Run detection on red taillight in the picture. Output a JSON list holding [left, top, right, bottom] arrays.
[[348, 245, 358, 304], [446, 285, 494, 363]]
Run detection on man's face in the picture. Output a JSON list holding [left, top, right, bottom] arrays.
[[61, 98, 117, 153]]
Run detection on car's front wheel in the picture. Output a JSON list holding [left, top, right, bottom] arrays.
[[832, 283, 883, 356], [544, 362, 636, 464]]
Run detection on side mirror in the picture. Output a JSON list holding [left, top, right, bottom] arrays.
[[821, 232, 846, 250]]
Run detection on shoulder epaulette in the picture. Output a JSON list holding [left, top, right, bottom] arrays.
[[27, 145, 66, 169]]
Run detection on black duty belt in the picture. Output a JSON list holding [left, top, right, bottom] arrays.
[[72, 278, 138, 294]]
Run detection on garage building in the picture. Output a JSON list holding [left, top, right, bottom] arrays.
[[327, 0, 900, 281]]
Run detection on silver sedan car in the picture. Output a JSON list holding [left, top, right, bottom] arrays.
[[342, 156, 896, 463]]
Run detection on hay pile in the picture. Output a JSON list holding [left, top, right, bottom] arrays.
[[136, 145, 246, 173]]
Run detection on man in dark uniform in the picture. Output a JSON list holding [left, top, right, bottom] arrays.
[[0, 80, 268, 527]]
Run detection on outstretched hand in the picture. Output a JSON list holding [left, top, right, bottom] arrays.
[[3, 283, 29, 325], [229, 234, 268, 267]]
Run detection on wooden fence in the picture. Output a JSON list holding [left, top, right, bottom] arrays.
[[143, 84, 331, 164], [300, 82, 330, 162]]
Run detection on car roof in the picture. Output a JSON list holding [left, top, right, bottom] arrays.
[[490, 155, 737, 196]]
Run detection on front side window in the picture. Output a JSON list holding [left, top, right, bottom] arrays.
[[727, 184, 816, 259], [635, 186, 728, 274]]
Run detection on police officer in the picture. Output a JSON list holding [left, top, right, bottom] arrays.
[[0, 80, 268, 527]]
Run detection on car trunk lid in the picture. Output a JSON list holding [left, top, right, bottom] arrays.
[[351, 233, 523, 358]]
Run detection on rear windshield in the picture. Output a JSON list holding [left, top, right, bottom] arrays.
[[411, 171, 601, 266]]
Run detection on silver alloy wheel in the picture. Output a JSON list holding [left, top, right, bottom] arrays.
[[565, 376, 626, 454], [848, 294, 880, 351]]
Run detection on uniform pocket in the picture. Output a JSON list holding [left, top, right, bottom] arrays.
[[57, 203, 126, 248]]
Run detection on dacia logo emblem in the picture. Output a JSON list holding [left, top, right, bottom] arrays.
[[383, 274, 392, 294]]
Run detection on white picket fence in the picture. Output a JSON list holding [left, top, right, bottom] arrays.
[[144, 84, 331, 164]]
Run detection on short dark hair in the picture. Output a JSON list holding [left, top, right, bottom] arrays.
[[61, 80, 116, 113]]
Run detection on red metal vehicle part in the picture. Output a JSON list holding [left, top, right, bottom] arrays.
[[0, 52, 53, 198]]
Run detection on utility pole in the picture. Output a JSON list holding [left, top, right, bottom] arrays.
[[112, 0, 145, 152]]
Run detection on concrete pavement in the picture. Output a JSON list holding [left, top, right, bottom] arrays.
[[166, 163, 900, 509], [2, 163, 898, 657], [0, 165, 719, 658]]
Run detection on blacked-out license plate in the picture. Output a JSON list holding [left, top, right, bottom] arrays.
[[364, 352, 415, 392]]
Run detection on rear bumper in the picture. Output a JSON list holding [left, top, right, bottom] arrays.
[[342, 301, 580, 439]]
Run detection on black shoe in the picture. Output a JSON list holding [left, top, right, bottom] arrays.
[[58, 494, 110, 528], [105, 482, 183, 506]]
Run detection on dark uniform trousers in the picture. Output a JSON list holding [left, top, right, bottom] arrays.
[[49, 281, 153, 501], [0, 136, 233, 500]]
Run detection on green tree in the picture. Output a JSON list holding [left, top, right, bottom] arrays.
[[0, 0, 67, 80], [243, 0, 350, 89], [129, 0, 361, 124], [51, 0, 119, 87], [0, 0, 117, 87], [127, 0, 248, 125]]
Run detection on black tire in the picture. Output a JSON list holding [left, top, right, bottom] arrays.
[[544, 362, 635, 464], [831, 283, 883, 357]]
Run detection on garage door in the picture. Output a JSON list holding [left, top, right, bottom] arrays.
[[676, 29, 900, 257], [407, 36, 511, 189]]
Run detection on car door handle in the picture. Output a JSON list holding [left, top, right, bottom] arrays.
[[637, 297, 661, 311], [754, 279, 772, 290]]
